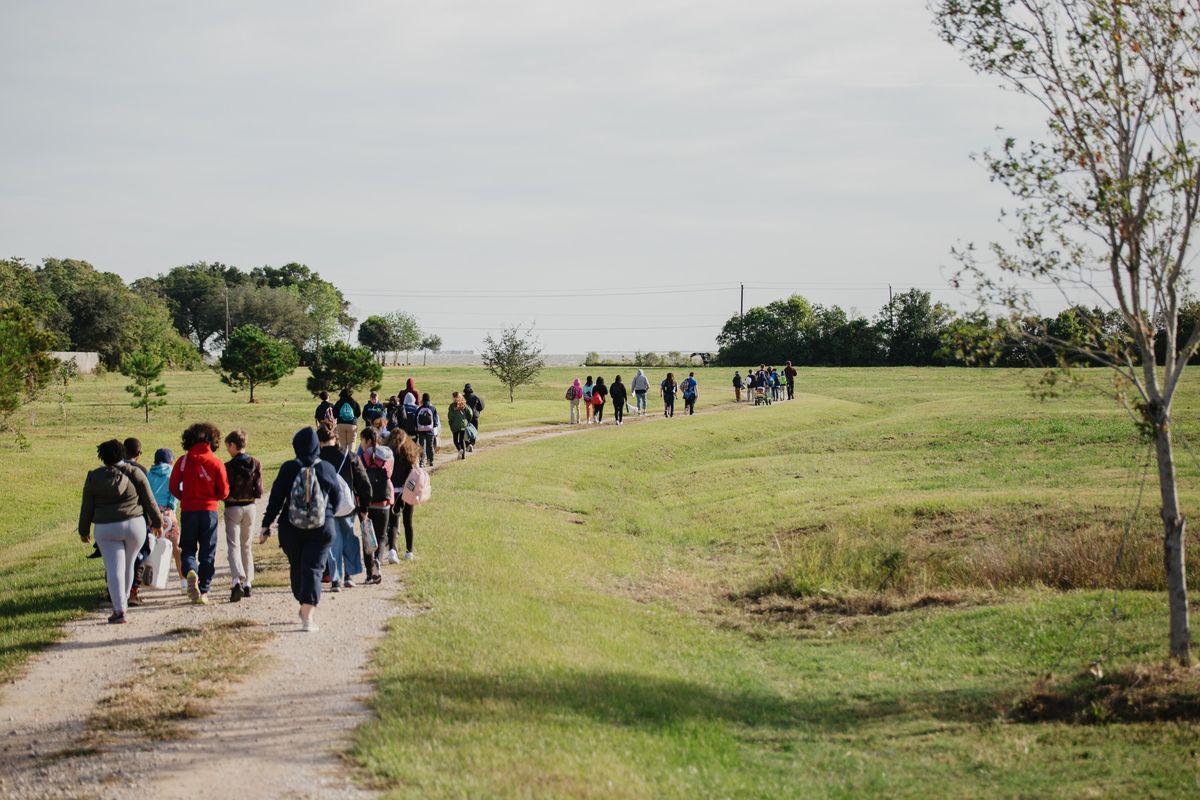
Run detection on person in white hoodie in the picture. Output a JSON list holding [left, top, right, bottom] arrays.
[[631, 369, 651, 416]]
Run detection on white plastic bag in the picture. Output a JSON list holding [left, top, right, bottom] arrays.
[[146, 535, 174, 590]]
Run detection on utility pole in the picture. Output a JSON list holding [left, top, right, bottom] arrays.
[[740, 283, 744, 318], [224, 285, 231, 343], [888, 284, 894, 332]]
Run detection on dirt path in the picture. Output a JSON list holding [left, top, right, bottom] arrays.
[[0, 396, 761, 798]]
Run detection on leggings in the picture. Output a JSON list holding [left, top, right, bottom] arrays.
[[388, 502, 415, 552], [366, 507, 390, 576], [95, 517, 147, 615], [453, 430, 468, 453], [663, 398, 675, 417], [613, 402, 623, 423], [594, 403, 604, 422]]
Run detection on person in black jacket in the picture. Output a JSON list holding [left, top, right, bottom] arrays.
[[261, 428, 343, 631], [609, 376, 628, 425], [463, 384, 484, 434], [332, 390, 361, 451], [317, 423, 371, 590], [592, 376, 608, 424], [314, 391, 334, 426]]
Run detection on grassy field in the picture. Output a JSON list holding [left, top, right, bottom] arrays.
[[5, 365, 1200, 796], [352, 368, 1200, 798], [0, 364, 728, 680]]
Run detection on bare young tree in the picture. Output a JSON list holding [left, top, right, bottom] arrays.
[[933, 0, 1200, 663], [481, 326, 544, 403]]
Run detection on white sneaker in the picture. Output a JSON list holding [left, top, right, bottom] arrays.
[[388, 549, 400, 564], [180, 578, 188, 593], [300, 611, 319, 632], [404, 551, 414, 561]]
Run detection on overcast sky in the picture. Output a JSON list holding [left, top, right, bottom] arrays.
[[0, 1, 1047, 352]]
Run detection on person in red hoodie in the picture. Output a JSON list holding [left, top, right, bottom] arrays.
[[169, 422, 230, 604]]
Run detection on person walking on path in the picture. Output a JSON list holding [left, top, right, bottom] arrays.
[[566, 378, 583, 424], [79, 440, 163, 624], [784, 361, 797, 401], [318, 423, 369, 590], [448, 391, 473, 460], [147, 447, 183, 587], [592, 376, 608, 424], [362, 391, 385, 426], [681, 372, 699, 415], [609, 375, 628, 425], [332, 390, 361, 451], [170, 422, 230, 605], [223, 429, 263, 603], [661, 372, 677, 418], [386, 429, 421, 561], [358, 427, 396, 577], [121, 438, 151, 607], [401, 379, 420, 435], [631, 369, 650, 416], [414, 393, 440, 467], [463, 384, 484, 434], [582, 376, 595, 424], [732, 371, 743, 403], [260, 428, 343, 631], [314, 391, 334, 427]]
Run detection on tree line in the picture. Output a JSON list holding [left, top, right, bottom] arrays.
[[716, 289, 1200, 369]]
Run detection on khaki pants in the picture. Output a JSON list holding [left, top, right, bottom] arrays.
[[569, 398, 580, 423], [336, 422, 358, 451], [224, 504, 257, 587]]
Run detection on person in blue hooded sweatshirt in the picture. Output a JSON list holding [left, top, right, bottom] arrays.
[[260, 428, 343, 632]]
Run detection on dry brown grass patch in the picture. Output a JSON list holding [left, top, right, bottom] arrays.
[[1012, 663, 1200, 724], [88, 619, 271, 740]]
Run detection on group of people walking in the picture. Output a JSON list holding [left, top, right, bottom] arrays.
[[566, 370, 701, 423], [731, 362, 797, 404], [77, 382, 451, 631]]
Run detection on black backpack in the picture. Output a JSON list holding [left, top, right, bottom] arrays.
[[365, 462, 391, 503]]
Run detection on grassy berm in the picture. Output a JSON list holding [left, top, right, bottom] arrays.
[[355, 368, 1200, 798]]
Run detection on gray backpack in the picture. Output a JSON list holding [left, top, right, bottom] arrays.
[[287, 461, 327, 529]]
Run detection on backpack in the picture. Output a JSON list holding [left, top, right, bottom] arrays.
[[565, 386, 576, 400], [365, 460, 391, 504], [287, 462, 328, 530], [332, 451, 356, 517], [416, 406, 435, 433], [401, 467, 431, 505], [323, 405, 335, 423], [682, 378, 697, 400], [337, 402, 355, 423]]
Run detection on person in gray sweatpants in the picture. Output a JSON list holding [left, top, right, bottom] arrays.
[[79, 439, 164, 624]]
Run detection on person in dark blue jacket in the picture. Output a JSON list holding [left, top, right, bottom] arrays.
[[261, 428, 343, 631]]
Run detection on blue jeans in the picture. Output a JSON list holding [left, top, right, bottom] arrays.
[[635, 391, 647, 412], [179, 510, 218, 594], [328, 515, 364, 582]]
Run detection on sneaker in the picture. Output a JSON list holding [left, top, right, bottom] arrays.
[[197, 593, 209, 605], [127, 587, 143, 607], [330, 581, 341, 593], [467, 444, 474, 452], [186, 570, 200, 603], [404, 551, 414, 561], [180, 578, 188, 594], [107, 611, 127, 624], [242, 585, 252, 598], [230, 584, 243, 603], [388, 549, 400, 564], [87, 545, 102, 559], [302, 618, 319, 632], [342, 578, 355, 589], [365, 574, 382, 585], [321, 574, 332, 584]]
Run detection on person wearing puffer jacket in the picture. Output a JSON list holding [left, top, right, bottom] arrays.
[[631, 369, 650, 416], [260, 428, 343, 631]]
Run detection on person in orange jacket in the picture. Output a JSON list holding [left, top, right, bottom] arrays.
[[169, 422, 230, 605]]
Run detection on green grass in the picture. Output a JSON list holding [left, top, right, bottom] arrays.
[[0, 364, 728, 680], [353, 368, 1200, 798]]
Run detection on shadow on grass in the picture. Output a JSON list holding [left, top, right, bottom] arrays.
[[380, 668, 1002, 733]]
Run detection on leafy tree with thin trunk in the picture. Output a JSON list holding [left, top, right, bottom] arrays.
[[481, 326, 544, 402], [387, 311, 422, 366], [933, 0, 1200, 663], [420, 334, 443, 366], [0, 305, 60, 447], [358, 315, 397, 364], [219, 324, 298, 403], [306, 341, 383, 396], [120, 350, 168, 423]]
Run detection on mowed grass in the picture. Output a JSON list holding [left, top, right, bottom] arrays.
[[0, 364, 726, 680], [355, 368, 1200, 798]]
